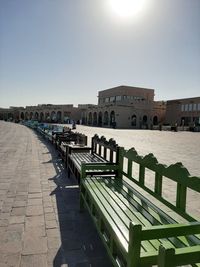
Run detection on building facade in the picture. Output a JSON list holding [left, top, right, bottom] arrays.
[[0, 104, 82, 124], [165, 97, 200, 126], [82, 85, 166, 129]]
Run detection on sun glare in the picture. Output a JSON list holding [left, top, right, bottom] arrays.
[[109, 0, 147, 19]]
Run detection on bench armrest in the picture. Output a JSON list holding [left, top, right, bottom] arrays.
[[129, 221, 200, 242], [158, 244, 200, 267]]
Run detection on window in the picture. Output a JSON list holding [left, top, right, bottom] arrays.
[[131, 115, 137, 126], [99, 98, 103, 104], [110, 96, 116, 102], [193, 103, 197, 111], [184, 104, 188, 111], [198, 103, 200, 111], [116, 95, 122, 101], [105, 98, 109, 103], [181, 104, 184, 112], [189, 104, 193, 111]]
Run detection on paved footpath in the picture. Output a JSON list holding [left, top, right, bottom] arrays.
[[0, 121, 112, 267]]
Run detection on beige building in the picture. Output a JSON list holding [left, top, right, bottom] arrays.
[[0, 104, 82, 124], [165, 97, 200, 126], [20, 104, 82, 123], [82, 85, 166, 129], [0, 85, 166, 128]]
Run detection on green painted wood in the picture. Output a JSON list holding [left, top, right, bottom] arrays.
[[128, 223, 142, 267], [104, 177, 200, 248], [154, 173, 163, 196], [141, 222, 200, 240], [139, 165, 145, 186], [158, 246, 175, 267], [176, 182, 187, 212], [80, 146, 200, 267], [158, 244, 200, 267]]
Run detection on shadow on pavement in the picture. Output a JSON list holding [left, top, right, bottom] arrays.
[[35, 132, 112, 267]]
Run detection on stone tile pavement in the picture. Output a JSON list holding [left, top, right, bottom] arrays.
[[0, 121, 112, 267]]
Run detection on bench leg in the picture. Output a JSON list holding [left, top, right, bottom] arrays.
[[158, 246, 175, 267]]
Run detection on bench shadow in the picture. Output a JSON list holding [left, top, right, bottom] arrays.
[[35, 132, 112, 267]]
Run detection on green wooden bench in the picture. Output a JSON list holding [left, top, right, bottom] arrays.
[[158, 243, 200, 267], [67, 134, 119, 183], [80, 147, 200, 267], [57, 132, 88, 162]]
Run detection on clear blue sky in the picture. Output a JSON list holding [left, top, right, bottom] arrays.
[[0, 0, 199, 108]]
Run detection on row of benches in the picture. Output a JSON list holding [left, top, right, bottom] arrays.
[[34, 124, 200, 267]]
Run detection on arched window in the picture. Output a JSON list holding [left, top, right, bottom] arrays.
[[40, 112, 44, 122], [131, 115, 137, 126], [57, 111, 62, 122], [45, 112, 50, 122], [51, 111, 56, 122], [98, 112, 102, 126], [153, 116, 158, 125], [35, 112, 39, 120], [104, 111, 109, 125], [88, 112, 92, 125], [21, 112, 24, 120], [93, 112, 97, 125], [110, 111, 115, 126], [25, 112, 29, 120], [143, 115, 147, 124]]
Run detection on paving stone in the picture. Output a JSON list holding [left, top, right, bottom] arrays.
[[25, 215, 45, 227], [27, 198, 43, 206], [11, 207, 26, 216], [7, 223, 24, 233], [0, 219, 9, 227], [21, 254, 48, 267], [47, 237, 61, 249], [0, 213, 10, 219], [28, 192, 42, 199], [44, 212, 56, 221], [45, 220, 58, 229], [44, 207, 54, 213], [26, 205, 43, 216], [0, 122, 113, 267], [24, 225, 46, 237], [46, 228, 60, 238], [9, 215, 25, 224], [0, 240, 22, 254], [15, 195, 28, 201], [13, 200, 27, 207], [0, 253, 21, 267], [22, 235, 48, 255]]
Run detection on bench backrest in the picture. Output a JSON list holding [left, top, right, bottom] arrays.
[[58, 132, 87, 146], [119, 147, 200, 221], [91, 134, 119, 163]]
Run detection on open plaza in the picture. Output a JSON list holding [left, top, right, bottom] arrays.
[[0, 121, 199, 266]]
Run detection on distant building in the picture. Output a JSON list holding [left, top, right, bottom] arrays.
[[165, 97, 200, 126], [0, 104, 81, 124], [0, 85, 167, 128], [82, 85, 166, 129], [19, 104, 81, 124]]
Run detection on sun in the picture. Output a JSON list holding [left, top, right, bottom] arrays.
[[109, 0, 147, 18]]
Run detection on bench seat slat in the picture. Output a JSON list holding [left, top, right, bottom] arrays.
[[89, 177, 185, 253], [109, 178, 200, 249], [84, 176, 200, 256], [69, 153, 106, 171], [84, 177, 129, 252], [89, 177, 160, 253]]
